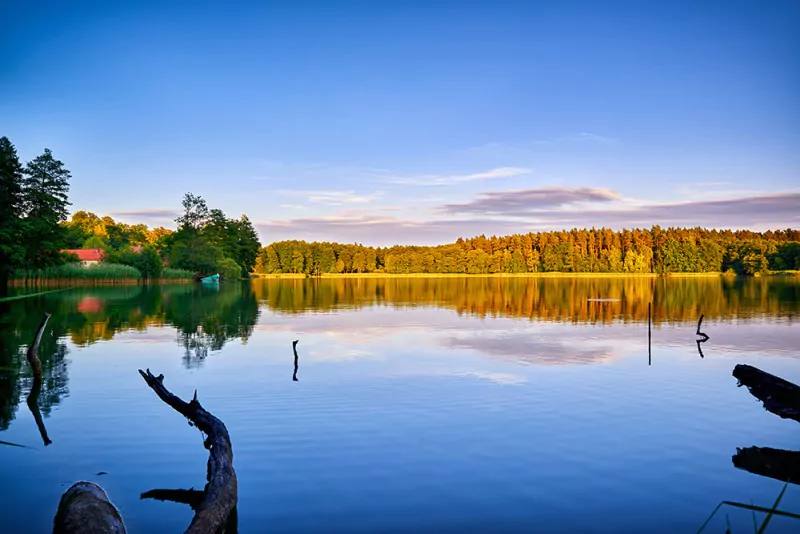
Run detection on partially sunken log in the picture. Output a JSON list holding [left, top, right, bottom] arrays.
[[139, 369, 237, 534], [733, 446, 800, 485], [26, 312, 51, 379], [53, 481, 126, 534], [733, 364, 800, 424]]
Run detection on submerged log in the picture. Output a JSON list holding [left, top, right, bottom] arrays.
[[733, 446, 800, 485], [139, 369, 237, 534], [733, 364, 800, 424], [53, 481, 126, 534]]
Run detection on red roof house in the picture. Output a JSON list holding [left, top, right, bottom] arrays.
[[62, 249, 104, 266]]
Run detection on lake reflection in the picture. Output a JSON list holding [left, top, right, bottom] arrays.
[[0, 276, 798, 533]]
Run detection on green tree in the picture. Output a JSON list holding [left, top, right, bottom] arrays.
[[176, 193, 209, 231], [83, 235, 108, 250], [134, 245, 163, 280], [0, 137, 25, 291], [21, 148, 72, 268], [235, 215, 261, 275], [170, 234, 224, 275]]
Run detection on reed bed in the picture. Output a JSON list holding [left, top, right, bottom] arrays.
[[10, 264, 194, 285], [160, 268, 195, 280]]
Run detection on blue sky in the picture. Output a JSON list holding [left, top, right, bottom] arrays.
[[2, 1, 798, 245]]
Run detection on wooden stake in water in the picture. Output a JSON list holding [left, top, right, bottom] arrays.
[[648, 302, 652, 366]]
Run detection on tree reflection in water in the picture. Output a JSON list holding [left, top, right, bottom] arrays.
[[0, 282, 259, 432]]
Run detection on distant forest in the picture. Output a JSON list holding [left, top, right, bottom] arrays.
[[256, 228, 800, 276]]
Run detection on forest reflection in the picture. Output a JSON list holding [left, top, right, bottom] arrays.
[[0, 276, 797, 434], [0, 283, 259, 430], [251, 276, 799, 323]]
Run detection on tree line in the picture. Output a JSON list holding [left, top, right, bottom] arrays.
[[256, 228, 800, 276]]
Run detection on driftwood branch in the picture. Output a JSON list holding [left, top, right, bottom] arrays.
[[696, 314, 709, 341], [733, 446, 800, 485], [138, 369, 237, 534], [27, 313, 53, 445], [26, 312, 51, 379], [733, 364, 800, 424], [53, 481, 126, 534], [292, 340, 299, 382]]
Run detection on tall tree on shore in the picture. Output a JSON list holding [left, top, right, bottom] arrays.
[[235, 215, 261, 276], [21, 149, 72, 268], [0, 137, 25, 292], [176, 193, 209, 232]]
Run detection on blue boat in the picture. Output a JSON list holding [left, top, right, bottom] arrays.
[[201, 273, 220, 283]]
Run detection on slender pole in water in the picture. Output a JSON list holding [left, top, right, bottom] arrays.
[[292, 340, 299, 382], [648, 302, 652, 366]]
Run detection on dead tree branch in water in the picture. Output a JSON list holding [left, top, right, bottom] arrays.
[[53, 481, 126, 534], [733, 446, 800, 485], [733, 364, 800, 424], [27, 313, 52, 445], [138, 369, 237, 534], [26, 312, 51, 378], [696, 314, 709, 342]]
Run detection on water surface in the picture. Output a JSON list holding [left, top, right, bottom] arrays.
[[1, 277, 799, 533]]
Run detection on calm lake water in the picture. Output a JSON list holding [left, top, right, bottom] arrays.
[[1, 276, 799, 533]]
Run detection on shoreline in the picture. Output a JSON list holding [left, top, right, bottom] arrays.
[[251, 271, 799, 279]]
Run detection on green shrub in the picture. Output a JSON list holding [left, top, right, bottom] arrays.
[[217, 257, 241, 280]]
